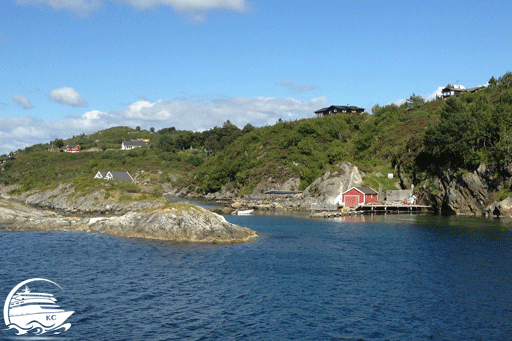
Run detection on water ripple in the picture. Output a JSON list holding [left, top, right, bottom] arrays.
[[2, 214, 512, 340]]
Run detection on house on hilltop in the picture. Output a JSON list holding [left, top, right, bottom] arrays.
[[315, 105, 365, 118], [441, 85, 485, 99], [121, 140, 148, 150]]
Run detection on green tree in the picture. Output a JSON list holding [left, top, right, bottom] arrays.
[[423, 97, 482, 168], [156, 134, 177, 153], [406, 93, 425, 111], [54, 138, 64, 149]]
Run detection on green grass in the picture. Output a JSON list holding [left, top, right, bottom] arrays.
[[3, 73, 512, 200]]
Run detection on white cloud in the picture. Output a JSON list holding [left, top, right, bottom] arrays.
[[50, 87, 88, 107], [424, 86, 444, 102], [0, 95, 327, 155], [15, 0, 102, 16], [12, 94, 34, 109], [388, 85, 447, 107], [387, 98, 407, 107], [15, 0, 250, 18]]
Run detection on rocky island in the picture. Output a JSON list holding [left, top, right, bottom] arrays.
[[0, 185, 258, 244]]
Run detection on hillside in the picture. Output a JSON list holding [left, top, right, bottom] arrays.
[[2, 72, 512, 213]]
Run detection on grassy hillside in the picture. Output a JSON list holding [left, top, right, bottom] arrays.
[[188, 101, 441, 194], [2, 72, 511, 199]]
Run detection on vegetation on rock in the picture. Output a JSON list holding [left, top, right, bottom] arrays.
[[2, 72, 512, 203]]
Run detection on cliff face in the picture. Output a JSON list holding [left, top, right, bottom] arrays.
[[420, 163, 512, 217], [301, 162, 363, 206]]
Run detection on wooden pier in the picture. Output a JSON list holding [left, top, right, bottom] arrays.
[[356, 204, 432, 213], [309, 203, 433, 218]]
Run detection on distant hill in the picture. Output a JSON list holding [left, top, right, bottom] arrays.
[[2, 72, 512, 203]]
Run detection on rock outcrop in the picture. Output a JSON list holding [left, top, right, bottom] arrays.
[[228, 162, 364, 211], [301, 162, 363, 207], [421, 164, 495, 215], [1, 184, 166, 215], [486, 197, 512, 217], [0, 186, 258, 244]]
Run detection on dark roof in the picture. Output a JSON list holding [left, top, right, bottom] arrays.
[[315, 105, 365, 114], [107, 171, 134, 182], [122, 140, 148, 146], [442, 85, 485, 93], [442, 86, 464, 92], [264, 190, 302, 195], [355, 187, 378, 195]]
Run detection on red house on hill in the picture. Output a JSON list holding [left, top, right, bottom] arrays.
[[342, 187, 378, 207], [65, 145, 81, 153]]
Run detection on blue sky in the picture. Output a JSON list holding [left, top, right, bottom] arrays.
[[1, 0, 511, 155]]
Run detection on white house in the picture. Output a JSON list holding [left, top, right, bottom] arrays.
[[121, 140, 148, 150], [94, 171, 108, 179], [94, 171, 134, 182], [104, 171, 134, 182]]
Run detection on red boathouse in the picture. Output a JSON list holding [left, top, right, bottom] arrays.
[[342, 187, 378, 207]]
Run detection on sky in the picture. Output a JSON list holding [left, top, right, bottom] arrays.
[[1, 0, 511, 155]]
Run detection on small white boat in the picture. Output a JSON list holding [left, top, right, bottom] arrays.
[[231, 209, 254, 215]]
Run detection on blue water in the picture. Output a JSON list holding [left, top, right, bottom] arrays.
[[1, 213, 512, 340]]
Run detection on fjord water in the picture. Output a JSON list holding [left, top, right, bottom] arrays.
[[1, 214, 512, 340]]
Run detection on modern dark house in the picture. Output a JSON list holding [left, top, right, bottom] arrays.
[[314, 105, 365, 118]]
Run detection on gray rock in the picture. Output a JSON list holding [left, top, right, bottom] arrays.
[[486, 197, 512, 217], [302, 162, 363, 206], [0, 197, 258, 244], [423, 164, 498, 215]]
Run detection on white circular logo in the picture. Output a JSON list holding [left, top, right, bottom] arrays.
[[4, 278, 74, 335]]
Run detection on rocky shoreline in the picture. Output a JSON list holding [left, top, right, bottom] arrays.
[[168, 161, 512, 219], [2, 159, 511, 242], [0, 185, 258, 244]]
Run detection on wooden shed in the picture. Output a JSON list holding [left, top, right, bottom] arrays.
[[342, 187, 378, 207]]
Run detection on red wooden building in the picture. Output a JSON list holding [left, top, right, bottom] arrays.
[[65, 145, 81, 153], [342, 187, 378, 207]]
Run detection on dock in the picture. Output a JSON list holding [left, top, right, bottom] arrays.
[[356, 204, 432, 213], [309, 203, 433, 218]]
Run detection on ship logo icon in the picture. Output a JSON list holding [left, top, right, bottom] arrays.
[[3, 278, 74, 335]]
